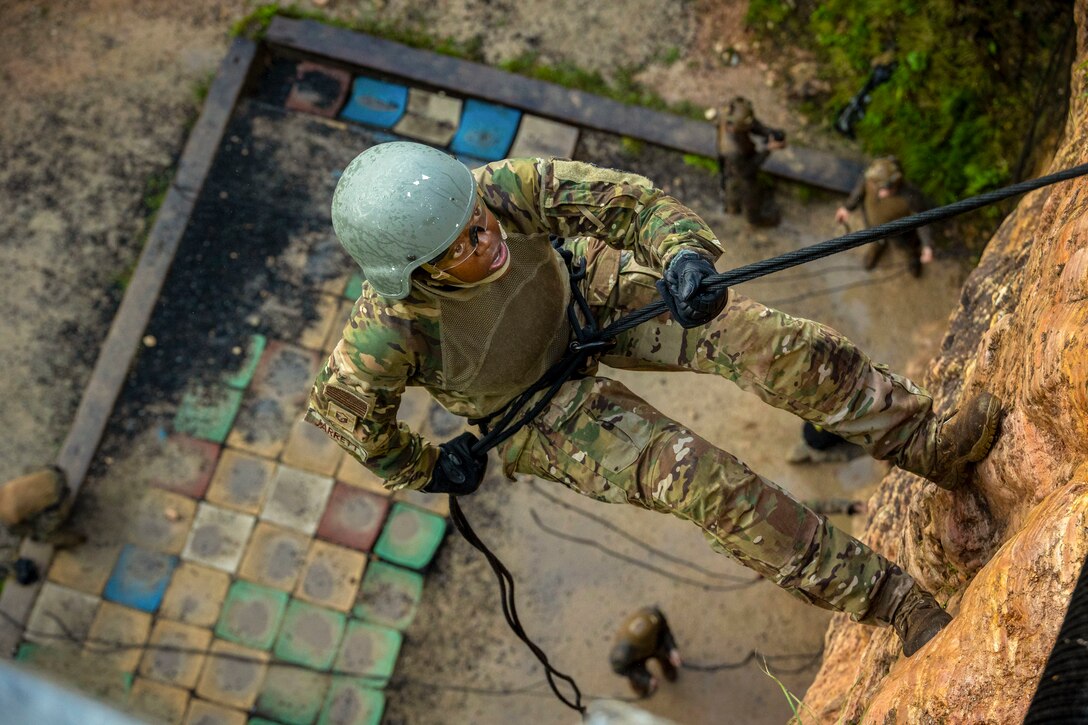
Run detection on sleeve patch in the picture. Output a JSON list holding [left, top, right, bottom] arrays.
[[323, 382, 374, 420], [326, 401, 358, 431]]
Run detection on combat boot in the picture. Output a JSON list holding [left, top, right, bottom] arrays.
[[923, 391, 1002, 490], [891, 586, 953, 657], [0, 466, 67, 528]]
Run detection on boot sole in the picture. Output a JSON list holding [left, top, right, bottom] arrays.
[[965, 394, 1003, 463], [937, 396, 1003, 489]]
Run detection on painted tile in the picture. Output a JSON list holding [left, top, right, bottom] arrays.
[[392, 88, 462, 145], [449, 98, 522, 160], [227, 342, 320, 458], [195, 639, 269, 711], [129, 677, 191, 725], [343, 273, 364, 301], [127, 488, 197, 555], [317, 483, 390, 552], [281, 415, 343, 477], [181, 503, 256, 573], [333, 620, 401, 683], [215, 580, 288, 650], [421, 400, 468, 439], [285, 61, 351, 118], [393, 487, 450, 518], [256, 664, 330, 725], [147, 433, 222, 498], [340, 76, 408, 128], [335, 453, 390, 497], [17, 640, 131, 704], [237, 521, 310, 592], [48, 542, 121, 596], [140, 619, 213, 689], [261, 465, 334, 535], [205, 448, 276, 515], [508, 114, 581, 159], [103, 545, 178, 613], [183, 698, 248, 725], [372, 503, 448, 571], [222, 333, 267, 390], [160, 562, 231, 627], [318, 678, 385, 725], [174, 385, 245, 445], [352, 560, 424, 631], [82, 600, 151, 673], [273, 599, 346, 671], [397, 385, 431, 432], [322, 299, 353, 353], [295, 540, 367, 612], [297, 294, 341, 352]]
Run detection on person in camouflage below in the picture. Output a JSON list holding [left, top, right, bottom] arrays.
[[308, 142, 1003, 657]]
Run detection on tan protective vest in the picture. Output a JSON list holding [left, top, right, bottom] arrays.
[[435, 233, 572, 415]]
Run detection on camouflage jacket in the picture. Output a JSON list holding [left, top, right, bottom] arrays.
[[306, 157, 723, 491]]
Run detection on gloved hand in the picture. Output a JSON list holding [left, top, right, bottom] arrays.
[[422, 432, 488, 496], [656, 252, 727, 328]]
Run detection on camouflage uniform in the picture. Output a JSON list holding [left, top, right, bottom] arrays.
[[307, 157, 937, 623]]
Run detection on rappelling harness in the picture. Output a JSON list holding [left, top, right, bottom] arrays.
[[443, 163, 1088, 714]]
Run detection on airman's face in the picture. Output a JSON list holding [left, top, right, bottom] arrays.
[[433, 196, 509, 283]]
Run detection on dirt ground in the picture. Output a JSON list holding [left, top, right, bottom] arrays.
[[0, 1, 965, 723]]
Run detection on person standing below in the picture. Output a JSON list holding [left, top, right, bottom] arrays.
[[609, 606, 682, 698], [309, 142, 1004, 657], [716, 96, 787, 227], [835, 156, 935, 277]]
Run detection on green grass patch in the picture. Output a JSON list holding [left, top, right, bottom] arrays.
[[746, 0, 1073, 212], [683, 153, 720, 175]]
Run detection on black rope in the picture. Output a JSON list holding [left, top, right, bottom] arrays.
[[601, 162, 1088, 338], [447, 496, 586, 713], [470, 162, 1088, 456], [1024, 553, 1088, 723]]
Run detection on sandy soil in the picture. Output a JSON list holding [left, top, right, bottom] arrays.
[[0, 1, 965, 723]]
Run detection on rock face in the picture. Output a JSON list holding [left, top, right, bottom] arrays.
[[803, 4, 1088, 722]]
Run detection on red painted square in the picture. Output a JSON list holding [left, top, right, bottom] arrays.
[[150, 433, 221, 499], [285, 62, 351, 118], [317, 483, 390, 552]]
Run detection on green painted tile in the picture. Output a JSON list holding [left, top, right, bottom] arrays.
[[173, 385, 244, 444], [215, 580, 289, 650], [333, 620, 401, 683], [15, 642, 41, 663], [273, 599, 346, 670], [318, 677, 385, 725], [373, 503, 447, 571], [223, 334, 268, 390], [248, 719, 281, 725], [352, 560, 423, 631], [256, 664, 330, 725], [343, 273, 364, 301]]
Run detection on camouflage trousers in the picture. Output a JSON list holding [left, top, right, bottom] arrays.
[[499, 248, 934, 622]]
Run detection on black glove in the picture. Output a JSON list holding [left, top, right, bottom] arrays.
[[656, 252, 727, 328], [422, 432, 488, 496]]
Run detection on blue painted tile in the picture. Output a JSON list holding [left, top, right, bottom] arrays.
[[340, 77, 408, 129], [104, 545, 178, 613], [454, 154, 490, 171], [449, 99, 521, 161]]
